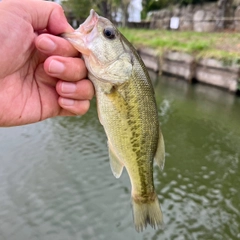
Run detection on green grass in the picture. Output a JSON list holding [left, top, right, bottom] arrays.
[[119, 28, 240, 64]]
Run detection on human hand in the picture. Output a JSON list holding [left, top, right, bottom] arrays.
[[0, 0, 94, 127]]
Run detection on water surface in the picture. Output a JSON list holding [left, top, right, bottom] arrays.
[[0, 76, 239, 240]]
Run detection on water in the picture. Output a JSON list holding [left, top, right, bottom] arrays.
[[0, 75, 239, 240]]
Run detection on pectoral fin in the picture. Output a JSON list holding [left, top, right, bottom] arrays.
[[108, 141, 124, 178], [154, 129, 165, 170]]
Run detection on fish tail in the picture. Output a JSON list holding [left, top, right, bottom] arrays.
[[132, 193, 164, 232]]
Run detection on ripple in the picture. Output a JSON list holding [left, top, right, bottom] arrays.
[[0, 77, 240, 240]]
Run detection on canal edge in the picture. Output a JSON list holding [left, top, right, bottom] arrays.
[[137, 47, 240, 93]]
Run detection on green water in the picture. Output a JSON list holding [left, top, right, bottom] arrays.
[[0, 75, 239, 240]]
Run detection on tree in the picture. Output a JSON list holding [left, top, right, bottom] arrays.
[[62, 0, 123, 21], [93, 0, 121, 21], [62, 0, 92, 20], [120, 0, 131, 26]]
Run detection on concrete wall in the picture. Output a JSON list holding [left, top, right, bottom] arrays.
[[138, 48, 240, 92]]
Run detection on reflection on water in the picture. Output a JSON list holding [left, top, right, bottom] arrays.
[[0, 76, 239, 240]]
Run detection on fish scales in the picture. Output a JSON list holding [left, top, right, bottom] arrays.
[[96, 74, 158, 197], [93, 34, 159, 198], [63, 9, 165, 232]]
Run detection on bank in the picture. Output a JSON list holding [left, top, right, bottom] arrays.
[[120, 29, 240, 93]]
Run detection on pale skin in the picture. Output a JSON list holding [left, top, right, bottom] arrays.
[[0, 0, 94, 127]]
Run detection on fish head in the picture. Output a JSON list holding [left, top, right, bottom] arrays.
[[63, 9, 132, 84]]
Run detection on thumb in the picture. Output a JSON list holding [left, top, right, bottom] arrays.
[[1, 0, 73, 35]]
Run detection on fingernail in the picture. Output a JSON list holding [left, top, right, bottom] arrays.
[[61, 98, 74, 106], [61, 82, 76, 93], [38, 37, 56, 52], [49, 60, 65, 74]]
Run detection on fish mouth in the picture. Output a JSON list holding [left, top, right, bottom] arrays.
[[62, 9, 99, 55], [79, 9, 99, 34]]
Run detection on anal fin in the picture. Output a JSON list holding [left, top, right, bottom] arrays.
[[154, 128, 165, 170], [108, 141, 124, 178]]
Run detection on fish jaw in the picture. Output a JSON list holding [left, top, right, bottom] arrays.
[[62, 32, 89, 55], [79, 9, 99, 34], [62, 9, 99, 56]]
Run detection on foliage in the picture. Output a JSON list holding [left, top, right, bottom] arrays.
[[62, 0, 129, 22], [141, 0, 169, 18], [62, 0, 92, 20]]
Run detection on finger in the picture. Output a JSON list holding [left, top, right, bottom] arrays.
[[35, 34, 79, 57], [56, 79, 94, 100], [44, 56, 88, 81], [58, 98, 90, 116]]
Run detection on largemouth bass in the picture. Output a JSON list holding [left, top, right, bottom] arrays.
[[63, 10, 165, 232]]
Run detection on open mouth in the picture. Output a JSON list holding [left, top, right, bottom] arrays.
[[79, 9, 99, 34], [61, 9, 99, 55]]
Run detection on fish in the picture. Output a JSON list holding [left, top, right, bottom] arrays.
[[62, 9, 165, 232]]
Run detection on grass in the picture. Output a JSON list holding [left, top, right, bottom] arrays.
[[119, 28, 240, 64]]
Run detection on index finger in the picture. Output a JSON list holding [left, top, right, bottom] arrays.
[[36, 34, 79, 57]]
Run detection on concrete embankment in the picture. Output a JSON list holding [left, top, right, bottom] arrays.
[[138, 47, 240, 93]]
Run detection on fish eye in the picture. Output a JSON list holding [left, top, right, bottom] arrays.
[[103, 27, 116, 40]]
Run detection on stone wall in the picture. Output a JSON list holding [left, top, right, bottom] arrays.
[[148, 1, 238, 32]]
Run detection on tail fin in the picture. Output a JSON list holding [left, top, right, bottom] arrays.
[[132, 194, 163, 232]]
